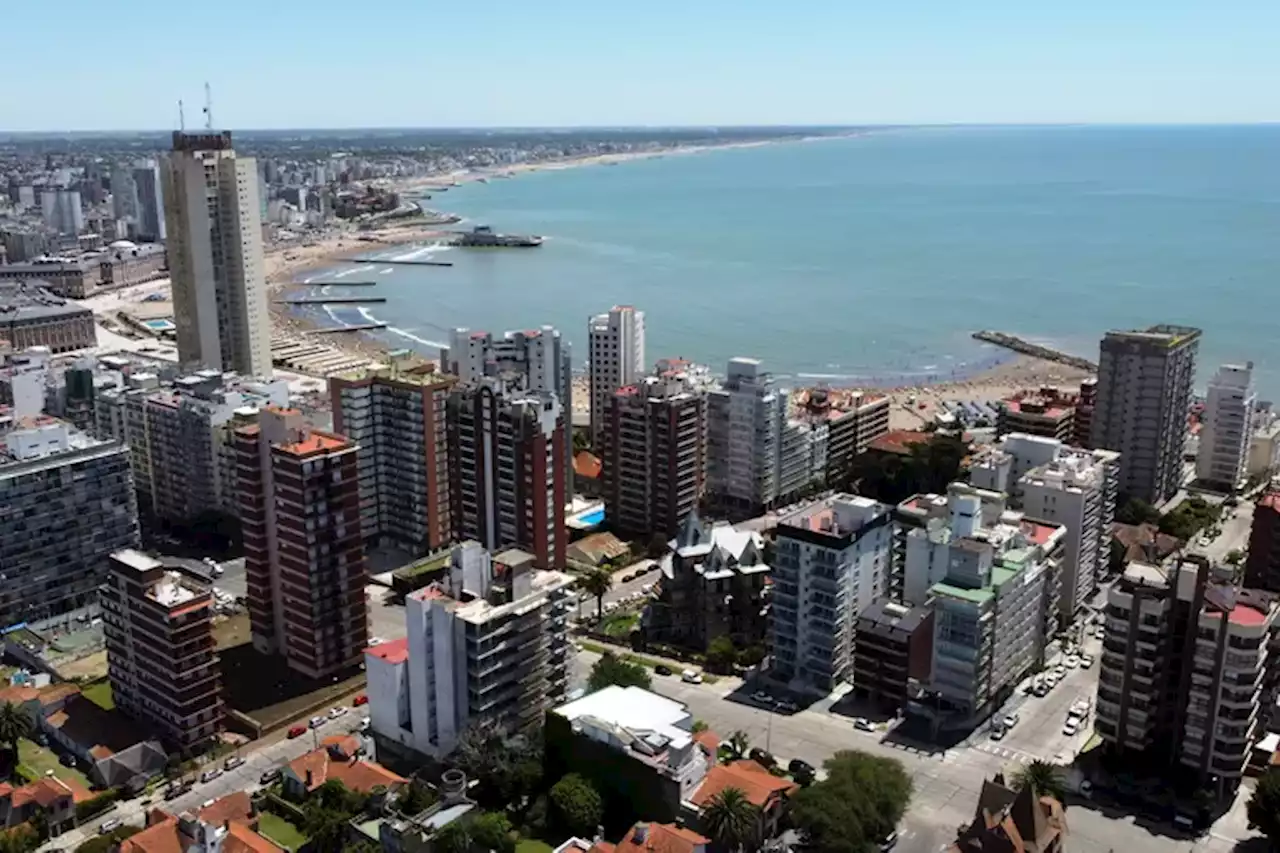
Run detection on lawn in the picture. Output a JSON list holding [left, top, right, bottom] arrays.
[[258, 812, 308, 851], [598, 612, 639, 639], [515, 840, 554, 853], [81, 679, 115, 710], [17, 738, 91, 790]]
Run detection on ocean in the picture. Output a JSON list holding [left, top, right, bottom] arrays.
[[303, 125, 1280, 399]]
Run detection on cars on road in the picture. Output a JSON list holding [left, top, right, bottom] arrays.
[[853, 717, 875, 732], [288, 725, 307, 739], [200, 768, 222, 783], [681, 669, 702, 684], [329, 705, 348, 719], [788, 758, 814, 777], [224, 756, 244, 771], [260, 768, 282, 785], [654, 664, 674, 676], [99, 819, 122, 834], [1062, 718, 1080, 736], [354, 694, 368, 706], [309, 715, 325, 729]]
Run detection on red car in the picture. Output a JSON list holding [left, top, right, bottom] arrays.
[[287, 725, 306, 739], [353, 695, 368, 707]]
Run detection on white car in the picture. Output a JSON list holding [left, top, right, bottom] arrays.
[[1065, 656, 1080, 669], [309, 715, 325, 729], [200, 768, 222, 783], [1062, 719, 1079, 736], [329, 705, 349, 719], [681, 669, 703, 684], [1080, 655, 1095, 669], [1002, 713, 1019, 730]]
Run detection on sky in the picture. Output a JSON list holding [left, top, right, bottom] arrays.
[[3, 0, 1277, 131]]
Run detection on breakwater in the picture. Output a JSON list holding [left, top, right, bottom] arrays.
[[972, 331, 1097, 372], [276, 297, 388, 305], [304, 323, 388, 334]]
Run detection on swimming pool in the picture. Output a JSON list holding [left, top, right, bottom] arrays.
[[143, 319, 174, 331], [578, 508, 605, 526]]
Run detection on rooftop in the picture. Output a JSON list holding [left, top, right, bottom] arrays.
[[365, 637, 410, 665], [555, 685, 693, 749], [614, 822, 709, 853], [287, 747, 406, 793], [331, 359, 454, 388], [690, 760, 799, 809], [0, 280, 92, 322], [867, 429, 932, 456], [275, 428, 350, 457]]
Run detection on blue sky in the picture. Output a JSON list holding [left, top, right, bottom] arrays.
[[4, 0, 1277, 130]]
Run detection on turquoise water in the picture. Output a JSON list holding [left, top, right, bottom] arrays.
[[311, 126, 1280, 399], [579, 508, 605, 526]]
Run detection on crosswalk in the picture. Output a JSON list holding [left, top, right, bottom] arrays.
[[970, 741, 1039, 764]]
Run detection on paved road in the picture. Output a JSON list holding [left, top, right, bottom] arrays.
[[1198, 499, 1255, 565]]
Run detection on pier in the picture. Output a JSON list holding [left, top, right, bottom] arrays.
[[301, 280, 378, 287], [342, 258, 454, 267], [304, 323, 388, 335], [972, 331, 1098, 372], [276, 297, 387, 305]]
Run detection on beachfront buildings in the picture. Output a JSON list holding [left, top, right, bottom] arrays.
[[94, 370, 289, 525], [101, 550, 223, 755], [1095, 556, 1278, 799], [971, 433, 1120, 620], [162, 131, 272, 377], [1196, 362, 1257, 492], [365, 542, 574, 762], [234, 406, 368, 678], [770, 495, 894, 692], [0, 417, 139, 627], [997, 385, 1096, 447], [600, 366, 705, 539], [903, 486, 1065, 724], [1091, 325, 1201, 505], [330, 357, 457, 555], [852, 600, 935, 711], [790, 388, 890, 487], [442, 325, 574, 493], [588, 305, 646, 448], [643, 512, 769, 652]]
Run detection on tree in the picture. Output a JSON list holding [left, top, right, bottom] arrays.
[[849, 434, 967, 504], [578, 568, 614, 619], [468, 812, 516, 853], [573, 430, 591, 454], [73, 826, 140, 853], [701, 786, 758, 853], [588, 652, 651, 691], [1248, 767, 1280, 848], [706, 636, 738, 673], [725, 730, 751, 761], [645, 533, 669, 559], [691, 720, 709, 734], [549, 773, 603, 838], [397, 780, 436, 815], [1012, 761, 1066, 804], [0, 702, 32, 755], [432, 819, 474, 853], [1115, 497, 1161, 526], [790, 751, 912, 853], [301, 805, 352, 853], [453, 723, 544, 810], [1226, 549, 1244, 566]]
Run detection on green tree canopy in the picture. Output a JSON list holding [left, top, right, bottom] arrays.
[[0, 702, 32, 753], [849, 434, 967, 504], [1248, 768, 1280, 848], [1116, 497, 1161, 526], [467, 811, 516, 853], [578, 568, 614, 619], [588, 652, 652, 691], [790, 751, 912, 853], [706, 636, 738, 672], [1012, 761, 1066, 804], [433, 819, 474, 853], [453, 723, 544, 810], [701, 786, 758, 852], [549, 773, 604, 838], [725, 730, 751, 762], [396, 780, 436, 816]]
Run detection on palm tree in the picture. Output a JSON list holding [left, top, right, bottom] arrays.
[[702, 787, 758, 852], [578, 568, 614, 619], [725, 730, 751, 762], [1012, 760, 1066, 803], [0, 702, 32, 755]]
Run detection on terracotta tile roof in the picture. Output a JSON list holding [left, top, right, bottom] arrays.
[[1110, 522, 1184, 565], [276, 429, 350, 457], [691, 730, 721, 756], [690, 760, 798, 809], [574, 451, 602, 479], [198, 792, 254, 828], [365, 637, 409, 664], [867, 429, 931, 456], [9, 778, 77, 808], [321, 734, 360, 759], [120, 815, 283, 853], [589, 843, 616, 853], [287, 747, 406, 793], [0, 686, 40, 705], [614, 822, 708, 853], [225, 822, 284, 853]]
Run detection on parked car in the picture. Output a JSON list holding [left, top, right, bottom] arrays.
[[1065, 655, 1081, 669], [853, 717, 875, 732], [788, 758, 814, 777], [353, 694, 369, 706], [309, 715, 325, 729], [288, 725, 307, 739], [359, 717, 371, 732], [775, 699, 798, 713], [1003, 712, 1020, 730], [749, 747, 776, 768], [260, 768, 282, 785], [752, 691, 772, 704], [990, 725, 1006, 741], [654, 664, 674, 676], [200, 768, 222, 783], [1080, 655, 1095, 669], [1062, 718, 1079, 736], [99, 819, 122, 835], [880, 831, 899, 852], [681, 669, 702, 684], [329, 705, 348, 719], [224, 756, 245, 771]]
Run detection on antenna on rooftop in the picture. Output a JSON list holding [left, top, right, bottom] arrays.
[[203, 82, 214, 130], [178, 99, 185, 131]]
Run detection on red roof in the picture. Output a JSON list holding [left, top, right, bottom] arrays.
[[287, 748, 406, 793], [614, 822, 708, 853], [574, 451, 602, 479], [1229, 604, 1269, 627], [690, 760, 798, 809], [365, 637, 409, 664], [867, 430, 931, 456], [1260, 492, 1280, 513]]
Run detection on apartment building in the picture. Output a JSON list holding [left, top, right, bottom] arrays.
[[1196, 363, 1256, 492], [234, 407, 367, 678], [365, 543, 574, 762], [770, 495, 893, 692], [791, 388, 890, 487], [0, 417, 139, 627], [1244, 493, 1280, 594], [0, 281, 95, 353], [448, 379, 567, 569], [853, 600, 934, 710], [588, 305, 645, 448], [904, 488, 1065, 724], [442, 325, 573, 491], [971, 433, 1120, 620], [1091, 325, 1200, 505], [705, 358, 785, 514], [643, 512, 769, 652], [997, 387, 1080, 444], [600, 368, 705, 539], [1075, 377, 1097, 448], [101, 550, 223, 755], [96, 370, 288, 524], [330, 358, 456, 554], [162, 131, 271, 377], [1095, 556, 1278, 799]]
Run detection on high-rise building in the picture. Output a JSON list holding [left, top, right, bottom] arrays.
[[770, 495, 894, 692], [101, 550, 223, 755], [132, 160, 166, 242], [1091, 325, 1200, 505], [588, 305, 645, 447], [601, 366, 705, 539], [1095, 556, 1277, 800], [706, 358, 785, 515], [1244, 492, 1280, 594], [791, 388, 891, 487], [162, 131, 271, 377], [0, 418, 139, 626], [40, 189, 83, 235], [110, 168, 139, 222], [1196, 363, 1256, 493], [442, 325, 573, 492], [996, 387, 1079, 444], [234, 407, 367, 678], [330, 358, 456, 555], [447, 380, 567, 569], [365, 542, 574, 762]]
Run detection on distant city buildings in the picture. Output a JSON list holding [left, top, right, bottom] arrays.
[[162, 131, 272, 377], [132, 160, 166, 242], [365, 542, 573, 762], [1196, 362, 1256, 492], [589, 305, 646, 448], [1091, 325, 1200, 506], [234, 406, 367, 678], [0, 417, 139, 626], [0, 281, 95, 353], [102, 550, 223, 755], [40, 189, 82, 235]]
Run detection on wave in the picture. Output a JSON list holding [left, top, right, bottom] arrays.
[[333, 264, 375, 278], [389, 244, 449, 262], [386, 327, 448, 350]]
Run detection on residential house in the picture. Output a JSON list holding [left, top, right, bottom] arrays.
[[688, 760, 799, 842], [613, 822, 709, 853], [283, 744, 406, 799], [120, 802, 282, 853], [1110, 522, 1184, 569], [949, 775, 1066, 853], [40, 694, 168, 790], [0, 777, 88, 835]]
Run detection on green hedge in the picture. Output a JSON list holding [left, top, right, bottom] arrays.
[[258, 790, 307, 822], [75, 788, 120, 823]]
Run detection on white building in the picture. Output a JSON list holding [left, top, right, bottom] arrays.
[[706, 358, 798, 514], [365, 542, 574, 762], [588, 305, 645, 447], [971, 433, 1120, 621], [40, 189, 83, 235], [162, 131, 272, 378], [1197, 363, 1257, 492], [1249, 412, 1280, 481], [770, 495, 893, 692]]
